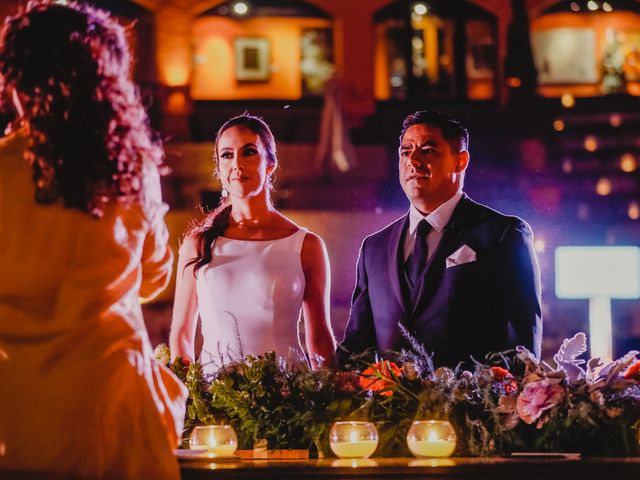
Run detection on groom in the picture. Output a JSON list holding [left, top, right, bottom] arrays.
[[337, 110, 542, 368]]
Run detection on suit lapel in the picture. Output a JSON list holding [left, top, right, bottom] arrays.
[[412, 196, 474, 316], [388, 214, 409, 316]]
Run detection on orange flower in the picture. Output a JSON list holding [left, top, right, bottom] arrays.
[[491, 366, 518, 395], [491, 366, 512, 381], [623, 361, 640, 380], [359, 361, 402, 397]]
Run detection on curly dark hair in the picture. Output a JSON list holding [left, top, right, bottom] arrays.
[[0, 0, 164, 216], [186, 113, 278, 274]]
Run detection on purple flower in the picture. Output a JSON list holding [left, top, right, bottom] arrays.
[[516, 379, 565, 424]]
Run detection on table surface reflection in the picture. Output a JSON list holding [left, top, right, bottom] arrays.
[[180, 456, 640, 479]]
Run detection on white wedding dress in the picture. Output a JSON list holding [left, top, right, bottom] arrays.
[[196, 228, 308, 372]]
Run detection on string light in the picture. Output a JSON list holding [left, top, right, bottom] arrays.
[[620, 153, 637, 172]]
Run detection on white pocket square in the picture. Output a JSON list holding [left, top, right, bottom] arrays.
[[446, 244, 476, 268]]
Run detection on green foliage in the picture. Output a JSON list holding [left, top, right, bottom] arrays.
[[156, 337, 640, 457]]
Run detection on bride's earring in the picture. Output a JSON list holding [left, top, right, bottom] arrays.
[[221, 187, 228, 198]]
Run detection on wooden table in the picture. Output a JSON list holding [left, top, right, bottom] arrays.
[[181, 456, 640, 479]]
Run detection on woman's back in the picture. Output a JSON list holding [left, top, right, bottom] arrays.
[[0, 131, 186, 479]]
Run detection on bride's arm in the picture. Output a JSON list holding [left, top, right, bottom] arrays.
[[301, 232, 336, 369], [169, 235, 199, 362]]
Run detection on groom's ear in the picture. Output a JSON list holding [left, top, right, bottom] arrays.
[[455, 151, 469, 173]]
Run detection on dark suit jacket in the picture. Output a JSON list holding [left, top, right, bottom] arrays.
[[337, 194, 542, 368]]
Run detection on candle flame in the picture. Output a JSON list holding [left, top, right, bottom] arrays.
[[427, 430, 439, 442], [349, 430, 359, 443]]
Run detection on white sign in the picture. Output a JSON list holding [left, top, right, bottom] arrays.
[[555, 246, 640, 299]]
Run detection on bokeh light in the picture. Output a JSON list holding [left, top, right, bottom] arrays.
[[620, 153, 637, 173], [561, 92, 575, 108], [584, 135, 598, 152], [595, 177, 612, 196]]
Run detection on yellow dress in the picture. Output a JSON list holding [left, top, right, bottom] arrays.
[[0, 130, 187, 479]]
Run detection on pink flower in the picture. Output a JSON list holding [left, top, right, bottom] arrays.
[[516, 379, 565, 424]]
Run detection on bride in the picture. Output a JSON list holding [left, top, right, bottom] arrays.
[[170, 114, 336, 371]]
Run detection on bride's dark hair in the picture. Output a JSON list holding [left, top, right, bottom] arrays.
[[186, 114, 277, 274], [0, 1, 164, 216]]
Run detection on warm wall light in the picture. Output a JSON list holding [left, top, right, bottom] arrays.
[[166, 91, 187, 113], [534, 238, 546, 253], [164, 63, 189, 86], [570, 2, 580, 12], [620, 153, 637, 172], [562, 158, 573, 173], [233, 1, 249, 15], [561, 92, 575, 108], [603, 2, 613, 12], [629, 201, 640, 220], [507, 77, 522, 88], [587, 0, 598, 11], [553, 119, 565, 132], [628, 83, 640, 96], [413, 2, 428, 15], [595, 177, 612, 196]]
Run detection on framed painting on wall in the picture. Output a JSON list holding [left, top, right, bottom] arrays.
[[532, 28, 597, 84], [234, 37, 271, 82]]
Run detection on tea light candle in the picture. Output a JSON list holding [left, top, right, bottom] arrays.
[[407, 420, 456, 458], [330, 440, 379, 458], [189, 425, 238, 457], [329, 421, 378, 459]]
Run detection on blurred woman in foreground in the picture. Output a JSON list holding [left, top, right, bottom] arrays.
[[0, 2, 186, 478]]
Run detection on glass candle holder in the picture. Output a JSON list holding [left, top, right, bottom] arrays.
[[329, 421, 378, 459], [189, 425, 238, 457], [406, 420, 456, 458]]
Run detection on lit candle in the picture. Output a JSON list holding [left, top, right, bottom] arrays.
[[329, 421, 378, 459], [189, 425, 238, 457], [330, 440, 379, 459], [406, 420, 457, 458], [203, 437, 237, 457]]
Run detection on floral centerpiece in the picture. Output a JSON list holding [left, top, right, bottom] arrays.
[[156, 332, 640, 457]]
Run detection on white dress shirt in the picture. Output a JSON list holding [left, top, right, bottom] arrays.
[[403, 191, 463, 262]]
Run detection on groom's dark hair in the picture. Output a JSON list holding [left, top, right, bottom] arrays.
[[399, 110, 469, 153]]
